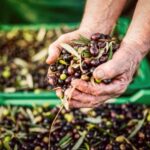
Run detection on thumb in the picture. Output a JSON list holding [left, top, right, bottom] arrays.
[[93, 59, 122, 80]]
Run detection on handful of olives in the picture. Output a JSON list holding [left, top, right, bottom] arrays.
[[47, 33, 120, 97]]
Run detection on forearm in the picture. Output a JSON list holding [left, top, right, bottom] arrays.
[[80, 0, 127, 34], [123, 0, 150, 59]]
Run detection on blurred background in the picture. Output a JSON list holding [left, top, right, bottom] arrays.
[[0, 0, 150, 103], [0, 1, 150, 150], [1, 0, 85, 24]]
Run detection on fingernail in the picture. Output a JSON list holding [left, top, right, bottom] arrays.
[[95, 69, 105, 79]]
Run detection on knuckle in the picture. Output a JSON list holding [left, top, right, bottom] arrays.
[[105, 67, 116, 78]]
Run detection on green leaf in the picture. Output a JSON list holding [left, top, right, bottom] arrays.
[[108, 42, 113, 60], [3, 136, 11, 150], [123, 136, 137, 150], [73, 35, 90, 45], [60, 138, 72, 149], [84, 116, 102, 124], [81, 50, 91, 58], [84, 143, 90, 150], [72, 131, 87, 150], [29, 127, 48, 133], [14, 145, 18, 150], [128, 109, 148, 139], [59, 134, 72, 149], [58, 134, 71, 146]]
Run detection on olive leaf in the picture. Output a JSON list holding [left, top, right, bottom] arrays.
[[60, 97, 69, 110], [59, 134, 72, 149], [13, 58, 29, 68], [108, 42, 113, 60], [72, 131, 87, 150], [123, 136, 137, 150], [60, 43, 80, 59], [26, 73, 34, 88], [81, 50, 91, 58], [26, 108, 35, 124], [84, 143, 90, 150], [29, 127, 48, 133], [14, 145, 18, 150], [128, 109, 148, 139], [84, 116, 102, 124], [73, 35, 90, 45], [32, 48, 47, 62]]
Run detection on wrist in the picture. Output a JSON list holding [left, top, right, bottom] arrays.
[[123, 35, 150, 60], [79, 19, 114, 35], [119, 40, 144, 64]]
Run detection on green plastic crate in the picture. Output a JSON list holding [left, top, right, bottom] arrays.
[[0, 90, 150, 106], [0, 17, 150, 105]]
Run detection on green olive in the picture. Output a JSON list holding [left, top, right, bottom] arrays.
[[60, 73, 67, 80]]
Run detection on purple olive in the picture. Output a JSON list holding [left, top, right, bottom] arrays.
[[91, 33, 102, 40], [89, 47, 99, 57], [98, 42, 106, 49], [74, 71, 81, 78], [68, 67, 74, 75], [65, 76, 72, 84]]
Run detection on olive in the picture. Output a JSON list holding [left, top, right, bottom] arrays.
[[65, 76, 72, 84], [60, 73, 67, 80], [91, 33, 102, 40], [62, 69, 68, 75], [49, 64, 57, 72], [74, 67, 80, 72], [89, 47, 99, 56], [82, 62, 89, 70], [63, 54, 71, 61], [90, 67, 95, 73], [74, 71, 81, 78], [98, 42, 106, 48], [67, 67, 74, 75], [57, 65, 65, 72], [103, 79, 112, 84], [58, 79, 64, 85], [90, 59, 100, 67], [99, 56, 108, 63]]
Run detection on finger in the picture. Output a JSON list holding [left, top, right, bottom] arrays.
[[93, 58, 124, 80], [46, 41, 61, 64], [69, 95, 110, 108], [69, 99, 90, 108], [72, 79, 127, 96], [70, 89, 101, 103], [46, 32, 79, 64]]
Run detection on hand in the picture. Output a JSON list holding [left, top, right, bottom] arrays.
[[67, 42, 142, 108], [46, 28, 103, 97], [46, 29, 95, 64]]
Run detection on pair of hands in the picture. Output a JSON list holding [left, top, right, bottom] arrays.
[[46, 28, 142, 108]]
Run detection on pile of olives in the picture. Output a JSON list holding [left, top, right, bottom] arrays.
[[48, 33, 119, 96]]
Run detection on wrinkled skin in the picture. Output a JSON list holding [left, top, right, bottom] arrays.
[[46, 0, 150, 108], [65, 43, 142, 108]]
